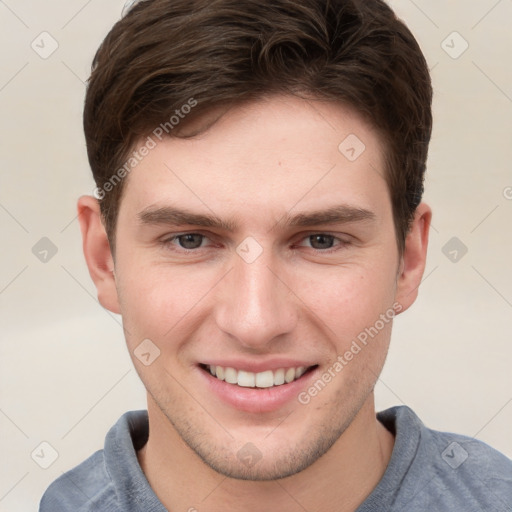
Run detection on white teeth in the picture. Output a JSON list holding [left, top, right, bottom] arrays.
[[295, 366, 306, 378], [206, 364, 311, 388], [284, 368, 296, 383], [273, 368, 285, 386], [224, 367, 237, 384], [255, 370, 274, 388], [237, 370, 255, 387]]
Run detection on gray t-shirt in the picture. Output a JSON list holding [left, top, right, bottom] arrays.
[[39, 406, 512, 511]]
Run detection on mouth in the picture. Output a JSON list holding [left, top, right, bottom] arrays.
[[199, 363, 318, 389], [196, 359, 320, 413]]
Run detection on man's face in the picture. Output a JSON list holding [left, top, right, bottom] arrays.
[[112, 95, 404, 479]]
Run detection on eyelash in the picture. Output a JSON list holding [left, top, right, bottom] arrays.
[[160, 232, 350, 254]]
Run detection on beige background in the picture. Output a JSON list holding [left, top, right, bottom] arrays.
[[1, 0, 511, 510]]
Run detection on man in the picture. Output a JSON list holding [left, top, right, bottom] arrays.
[[40, 0, 512, 510]]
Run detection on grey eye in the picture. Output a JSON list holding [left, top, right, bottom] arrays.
[[177, 234, 204, 249], [309, 234, 335, 250]]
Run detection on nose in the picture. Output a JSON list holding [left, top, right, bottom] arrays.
[[214, 247, 298, 351]]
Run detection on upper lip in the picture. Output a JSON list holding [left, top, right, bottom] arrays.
[[200, 359, 317, 373]]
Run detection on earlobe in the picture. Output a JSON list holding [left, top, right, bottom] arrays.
[[394, 202, 432, 314], [77, 195, 121, 314]]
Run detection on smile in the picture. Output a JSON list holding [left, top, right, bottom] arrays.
[[201, 364, 317, 388]]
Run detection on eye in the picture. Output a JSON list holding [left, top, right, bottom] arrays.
[[307, 234, 336, 250], [166, 233, 207, 250], [295, 233, 349, 252]]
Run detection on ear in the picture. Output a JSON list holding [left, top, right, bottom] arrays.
[[77, 195, 121, 314], [394, 202, 432, 313]]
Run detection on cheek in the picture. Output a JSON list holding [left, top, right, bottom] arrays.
[[116, 262, 218, 345], [298, 262, 397, 341]]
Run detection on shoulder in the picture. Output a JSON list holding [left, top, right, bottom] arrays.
[[421, 423, 512, 506], [382, 406, 512, 510], [39, 410, 149, 512], [39, 449, 118, 512]]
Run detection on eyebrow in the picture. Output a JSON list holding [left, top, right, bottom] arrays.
[[137, 204, 376, 231]]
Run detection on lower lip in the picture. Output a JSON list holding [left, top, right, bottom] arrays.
[[197, 366, 318, 413]]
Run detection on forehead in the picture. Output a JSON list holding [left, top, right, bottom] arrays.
[[119, 95, 389, 223]]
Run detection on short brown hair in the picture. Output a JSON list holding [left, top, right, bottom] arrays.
[[84, 0, 432, 254]]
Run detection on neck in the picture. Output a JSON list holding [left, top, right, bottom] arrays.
[[138, 394, 394, 512]]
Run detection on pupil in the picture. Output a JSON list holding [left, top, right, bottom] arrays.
[[179, 234, 203, 249], [310, 234, 334, 249]]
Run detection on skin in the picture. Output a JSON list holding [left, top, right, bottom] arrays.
[[79, 95, 431, 512]]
